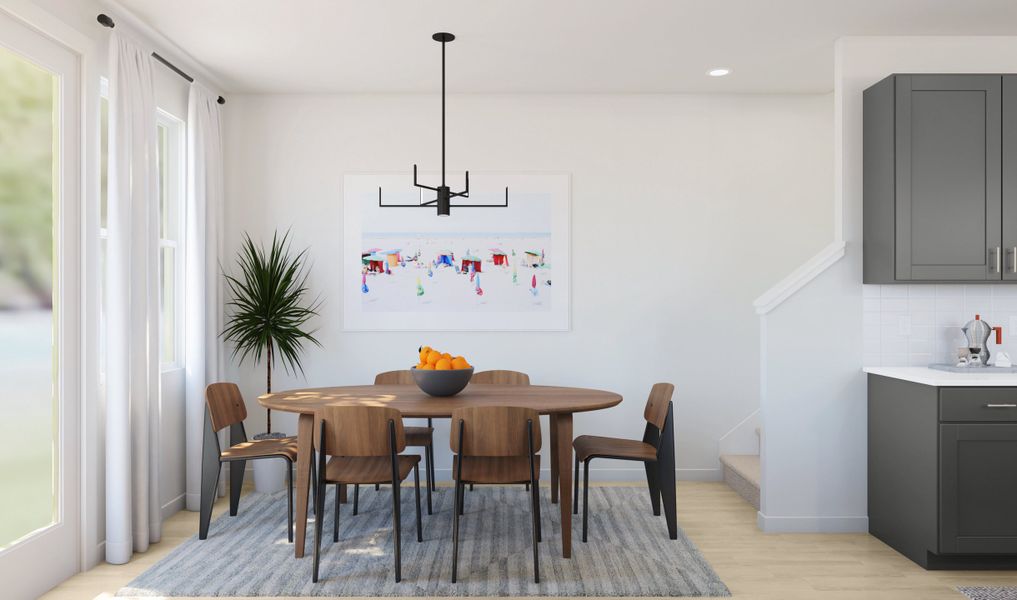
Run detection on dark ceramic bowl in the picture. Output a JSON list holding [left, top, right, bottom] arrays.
[[411, 367, 474, 397]]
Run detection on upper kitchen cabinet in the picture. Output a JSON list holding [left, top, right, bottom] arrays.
[[864, 74, 1014, 283]]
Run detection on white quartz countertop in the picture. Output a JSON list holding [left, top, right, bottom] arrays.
[[863, 366, 1017, 387]]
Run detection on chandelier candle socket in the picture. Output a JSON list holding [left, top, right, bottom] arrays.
[[378, 32, 509, 217]]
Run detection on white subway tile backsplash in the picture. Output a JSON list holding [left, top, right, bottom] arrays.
[[863, 284, 1017, 367]]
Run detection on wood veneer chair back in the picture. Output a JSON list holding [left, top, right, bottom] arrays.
[[450, 406, 541, 456], [643, 383, 675, 430], [471, 370, 531, 385], [374, 370, 415, 385], [206, 382, 248, 432], [315, 406, 406, 457]]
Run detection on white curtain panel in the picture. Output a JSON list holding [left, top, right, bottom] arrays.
[[184, 83, 225, 511], [105, 31, 162, 565]]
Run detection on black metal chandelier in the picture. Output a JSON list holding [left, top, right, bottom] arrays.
[[378, 32, 508, 217]]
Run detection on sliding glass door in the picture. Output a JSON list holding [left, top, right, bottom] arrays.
[[0, 8, 80, 598]]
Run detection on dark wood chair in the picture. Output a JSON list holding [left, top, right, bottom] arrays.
[[467, 370, 531, 493], [199, 382, 299, 541], [470, 369, 531, 385], [450, 406, 542, 583], [366, 370, 433, 515], [312, 406, 423, 583], [572, 382, 677, 542]]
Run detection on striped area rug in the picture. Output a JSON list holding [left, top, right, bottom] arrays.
[[959, 588, 1017, 600], [118, 485, 729, 597]]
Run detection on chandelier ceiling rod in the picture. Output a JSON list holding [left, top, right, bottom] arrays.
[[378, 32, 509, 217]]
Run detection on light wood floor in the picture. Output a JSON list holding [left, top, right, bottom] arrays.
[[41, 481, 1017, 600]]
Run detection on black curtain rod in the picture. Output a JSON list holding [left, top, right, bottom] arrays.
[[97, 13, 225, 105]]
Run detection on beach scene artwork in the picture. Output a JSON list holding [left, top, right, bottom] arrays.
[[343, 172, 570, 331]]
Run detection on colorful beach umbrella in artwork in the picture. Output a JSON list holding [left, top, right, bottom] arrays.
[[475, 273, 483, 295], [361, 272, 369, 294], [416, 276, 425, 296], [468, 261, 476, 283], [530, 273, 538, 296]]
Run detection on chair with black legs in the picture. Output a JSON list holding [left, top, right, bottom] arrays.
[[466, 370, 531, 494], [450, 406, 541, 584], [361, 370, 434, 515], [312, 405, 423, 584], [198, 382, 301, 541], [571, 382, 677, 542]]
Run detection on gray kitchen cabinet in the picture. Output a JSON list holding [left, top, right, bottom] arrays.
[[868, 374, 1017, 569], [864, 74, 1011, 283]]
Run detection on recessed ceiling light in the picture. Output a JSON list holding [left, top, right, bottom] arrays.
[[708, 68, 731, 77]]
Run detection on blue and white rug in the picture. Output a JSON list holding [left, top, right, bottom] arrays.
[[118, 485, 729, 597]]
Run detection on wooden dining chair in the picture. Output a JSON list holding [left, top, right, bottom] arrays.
[[571, 382, 677, 542], [368, 370, 433, 515], [450, 406, 542, 583], [312, 406, 423, 583], [198, 382, 299, 542], [470, 369, 531, 385], [467, 370, 531, 493]]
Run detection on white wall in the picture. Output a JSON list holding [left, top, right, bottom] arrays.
[[223, 92, 833, 481], [760, 36, 1017, 533]]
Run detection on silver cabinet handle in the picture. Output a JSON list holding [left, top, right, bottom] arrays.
[[997, 246, 1002, 273], [1011, 247, 1016, 273], [986, 403, 1017, 408]]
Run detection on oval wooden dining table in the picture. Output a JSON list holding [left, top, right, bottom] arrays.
[[259, 383, 622, 559]]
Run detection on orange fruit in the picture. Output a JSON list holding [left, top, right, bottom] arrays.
[[420, 345, 432, 354], [420, 363, 435, 370], [451, 357, 470, 370], [435, 358, 452, 370], [441, 352, 452, 361], [426, 350, 441, 365], [415, 363, 427, 370], [419, 349, 429, 363]]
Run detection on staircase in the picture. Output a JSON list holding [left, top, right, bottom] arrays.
[[719, 427, 760, 510]]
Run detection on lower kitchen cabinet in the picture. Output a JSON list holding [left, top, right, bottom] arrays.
[[940, 423, 1017, 554], [868, 374, 1017, 569]]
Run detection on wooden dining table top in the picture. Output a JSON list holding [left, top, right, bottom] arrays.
[[259, 384, 623, 417]]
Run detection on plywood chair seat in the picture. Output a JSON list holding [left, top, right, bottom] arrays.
[[325, 455, 420, 485], [453, 454, 541, 484], [220, 436, 299, 462], [404, 425, 435, 447], [572, 435, 657, 462]]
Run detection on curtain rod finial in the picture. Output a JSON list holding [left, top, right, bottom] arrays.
[[217, 96, 226, 105], [97, 13, 115, 28]]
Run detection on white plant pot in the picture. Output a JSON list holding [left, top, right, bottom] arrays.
[[252, 433, 289, 493]]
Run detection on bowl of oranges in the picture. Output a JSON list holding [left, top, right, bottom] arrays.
[[411, 346, 474, 397]]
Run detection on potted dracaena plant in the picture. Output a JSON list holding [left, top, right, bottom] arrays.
[[222, 230, 322, 492]]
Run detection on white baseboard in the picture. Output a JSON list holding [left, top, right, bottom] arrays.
[[757, 511, 868, 533], [161, 493, 185, 520]]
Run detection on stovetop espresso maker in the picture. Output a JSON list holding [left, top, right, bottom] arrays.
[[961, 314, 1003, 366]]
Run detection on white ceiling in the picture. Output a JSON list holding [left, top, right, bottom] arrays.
[[119, 0, 1017, 94]]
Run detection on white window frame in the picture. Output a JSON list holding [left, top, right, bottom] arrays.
[[156, 108, 185, 371], [97, 78, 186, 372]]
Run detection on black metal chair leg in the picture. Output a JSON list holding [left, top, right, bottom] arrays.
[[458, 479, 466, 515], [530, 475, 540, 583], [353, 484, 359, 516], [392, 476, 402, 582], [310, 459, 318, 517], [198, 412, 221, 540], [573, 455, 580, 515], [452, 480, 461, 583], [424, 445, 433, 515], [312, 478, 326, 583], [582, 459, 590, 543], [644, 459, 661, 516], [287, 461, 294, 543], [658, 456, 678, 540], [375, 483, 380, 491], [535, 481, 542, 542], [469, 483, 474, 491], [333, 483, 341, 542], [414, 464, 423, 542], [428, 443, 437, 492]]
